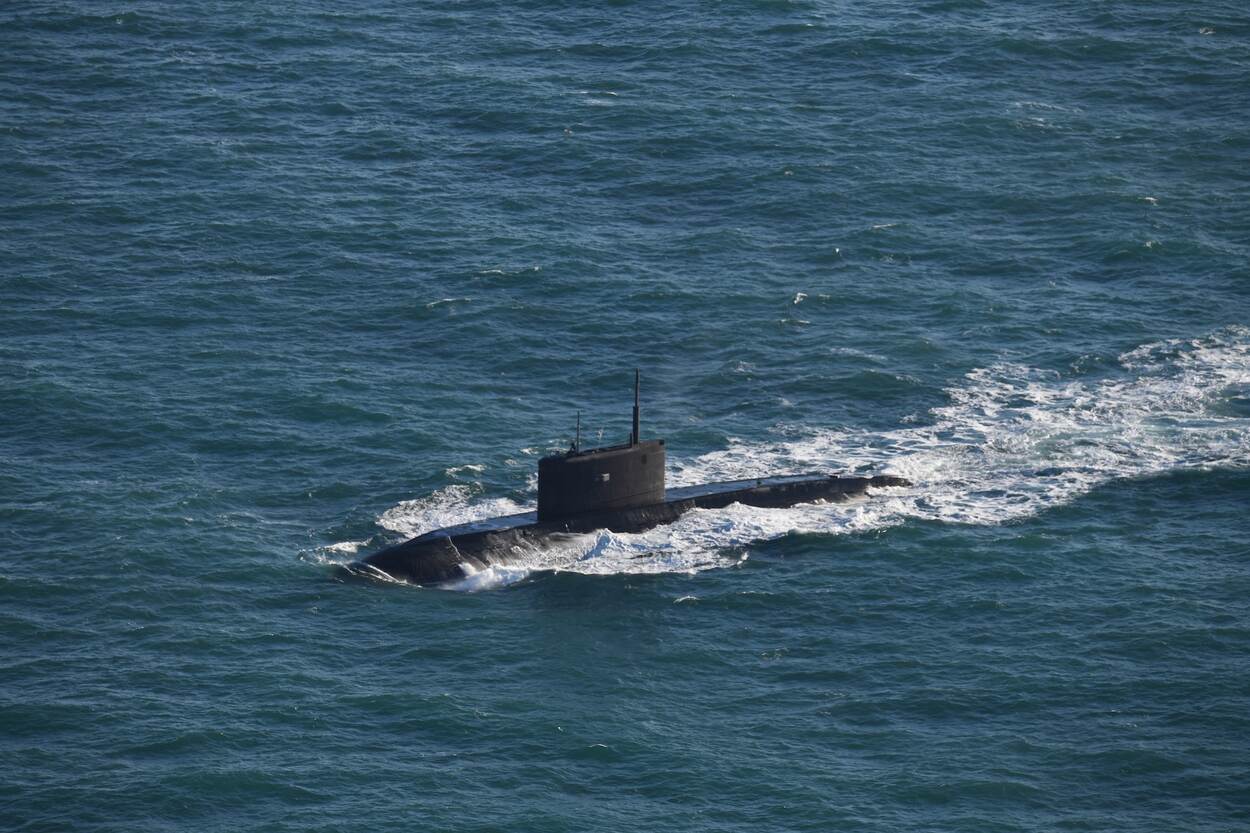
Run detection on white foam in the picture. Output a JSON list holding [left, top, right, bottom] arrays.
[[445, 561, 535, 592], [376, 485, 532, 539], [322, 540, 366, 555], [340, 328, 1250, 589], [425, 297, 472, 309], [829, 345, 888, 363], [301, 538, 369, 568], [444, 463, 485, 478]]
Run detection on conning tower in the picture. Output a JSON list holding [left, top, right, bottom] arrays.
[[536, 371, 666, 522]]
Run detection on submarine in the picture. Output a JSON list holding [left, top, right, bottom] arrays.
[[350, 372, 908, 585]]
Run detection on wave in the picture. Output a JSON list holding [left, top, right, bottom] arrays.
[[375, 485, 531, 540], [329, 328, 1250, 590]]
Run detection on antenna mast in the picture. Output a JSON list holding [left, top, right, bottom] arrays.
[[575, 410, 581, 453], [631, 369, 640, 446]]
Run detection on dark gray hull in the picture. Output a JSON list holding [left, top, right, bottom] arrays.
[[349, 473, 908, 586]]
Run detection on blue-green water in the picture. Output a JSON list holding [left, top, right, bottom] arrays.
[[3, 2, 1249, 830]]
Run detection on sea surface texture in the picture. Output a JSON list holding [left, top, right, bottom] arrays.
[[3, 2, 1249, 830]]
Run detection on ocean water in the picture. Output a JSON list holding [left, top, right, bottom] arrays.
[[3, 1, 1249, 830]]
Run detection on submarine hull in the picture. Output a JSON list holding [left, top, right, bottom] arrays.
[[350, 473, 908, 586]]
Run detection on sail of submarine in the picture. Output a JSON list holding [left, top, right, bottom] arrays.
[[351, 371, 909, 585]]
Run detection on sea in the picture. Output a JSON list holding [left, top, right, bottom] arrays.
[[2, 2, 1248, 831]]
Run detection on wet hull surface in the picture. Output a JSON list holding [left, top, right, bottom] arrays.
[[352, 474, 908, 585]]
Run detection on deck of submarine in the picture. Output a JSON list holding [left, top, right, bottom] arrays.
[[406, 473, 840, 542]]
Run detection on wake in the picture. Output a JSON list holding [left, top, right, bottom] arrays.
[[323, 328, 1250, 590]]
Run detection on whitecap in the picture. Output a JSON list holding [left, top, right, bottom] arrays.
[[425, 297, 472, 309], [444, 464, 485, 478]]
